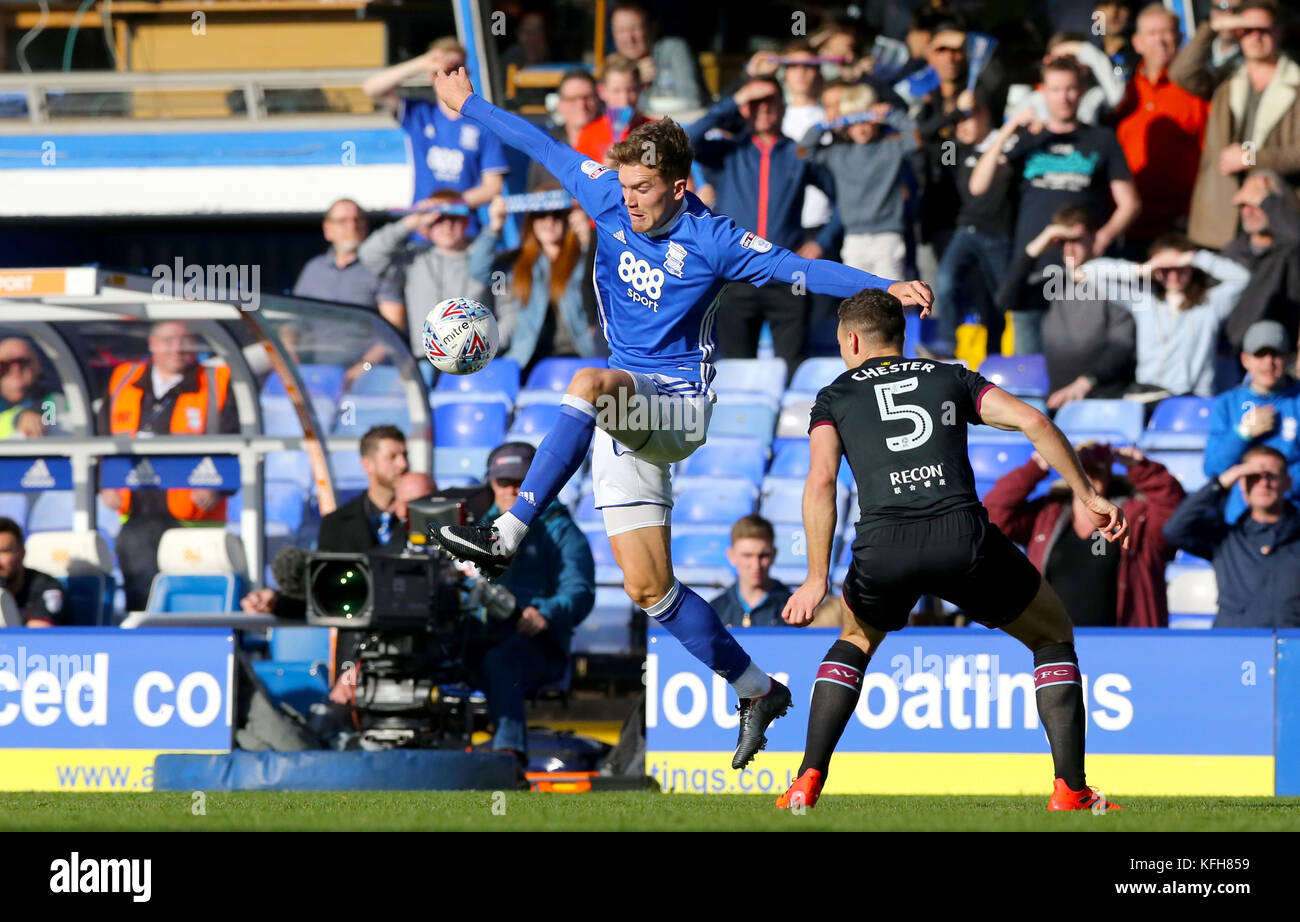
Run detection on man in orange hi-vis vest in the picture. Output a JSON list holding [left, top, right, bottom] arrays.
[[98, 320, 239, 611]]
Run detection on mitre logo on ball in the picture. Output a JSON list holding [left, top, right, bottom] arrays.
[[422, 297, 499, 375]]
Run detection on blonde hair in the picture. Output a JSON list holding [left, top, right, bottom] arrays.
[[837, 83, 878, 117]]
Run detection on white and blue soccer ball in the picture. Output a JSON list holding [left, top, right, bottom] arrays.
[[422, 297, 499, 375]]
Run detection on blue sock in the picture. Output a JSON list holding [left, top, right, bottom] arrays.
[[506, 394, 596, 529], [646, 581, 752, 682]]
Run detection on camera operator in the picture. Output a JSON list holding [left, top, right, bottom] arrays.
[[470, 441, 594, 764]]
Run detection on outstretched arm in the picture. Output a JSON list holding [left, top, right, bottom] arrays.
[[434, 67, 616, 217], [979, 387, 1130, 547], [769, 251, 934, 314]]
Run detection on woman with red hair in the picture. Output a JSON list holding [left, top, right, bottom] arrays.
[[483, 185, 601, 374]]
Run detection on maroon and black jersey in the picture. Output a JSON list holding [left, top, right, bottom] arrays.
[[810, 357, 997, 534]]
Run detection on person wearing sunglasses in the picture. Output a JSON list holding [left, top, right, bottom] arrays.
[[1169, 0, 1247, 100], [480, 186, 600, 374], [1186, 0, 1300, 250], [0, 338, 46, 439], [1163, 444, 1300, 628]]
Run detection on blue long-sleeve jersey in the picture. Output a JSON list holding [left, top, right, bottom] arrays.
[[459, 94, 897, 390]]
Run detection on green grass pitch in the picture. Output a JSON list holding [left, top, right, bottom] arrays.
[[2, 792, 1299, 832]]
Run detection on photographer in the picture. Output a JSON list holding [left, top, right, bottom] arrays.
[[471, 441, 594, 764]]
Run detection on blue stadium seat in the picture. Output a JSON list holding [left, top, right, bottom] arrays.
[[347, 364, 403, 396], [677, 437, 768, 486], [433, 401, 508, 448], [262, 363, 346, 403], [1166, 566, 1217, 629], [265, 480, 306, 536], [968, 397, 1048, 442], [674, 480, 756, 524], [146, 574, 245, 613], [433, 357, 521, 406], [574, 486, 601, 523], [671, 528, 732, 568], [507, 403, 563, 444], [1139, 397, 1214, 451], [767, 441, 854, 487], [708, 399, 777, 441], [572, 587, 635, 655], [259, 395, 300, 436], [1053, 399, 1144, 446], [1174, 548, 1212, 567], [579, 523, 622, 585], [27, 490, 74, 533], [522, 357, 604, 394], [772, 522, 830, 573], [1145, 450, 1208, 492], [433, 447, 492, 482], [260, 394, 338, 436], [252, 660, 330, 714], [759, 477, 849, 525], [968, 442, 1036, 481], [775, 399, 813, 440], [712, 357, 787, 406], [333, 395, 411, 436], [0, 493, 29, 531], [979, 354, 1049, 397], [328, 450, 369, 490], [787, 357, 844, 398], [269, 626, 332, 662], [265, 450, 313, 490]]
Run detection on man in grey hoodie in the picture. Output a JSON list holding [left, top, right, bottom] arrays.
[[358, 188, 496, 358], [996, 202, 1137, 408]]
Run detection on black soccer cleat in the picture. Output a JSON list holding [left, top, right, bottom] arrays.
[[429, 523, 514, 579], [732, 679, 792, 769]]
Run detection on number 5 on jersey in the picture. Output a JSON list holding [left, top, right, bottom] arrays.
[[875, 378, 933, 452]]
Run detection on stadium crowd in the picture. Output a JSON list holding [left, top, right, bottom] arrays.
[[5, 0, 1300, 635]]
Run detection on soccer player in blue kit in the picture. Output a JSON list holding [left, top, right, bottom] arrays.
[[427, 66, 934, 769]]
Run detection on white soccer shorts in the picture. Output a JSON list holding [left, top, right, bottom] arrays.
[[590, 370, 714, 513]]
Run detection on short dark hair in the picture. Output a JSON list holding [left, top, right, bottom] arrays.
[[730, 514, 774, 546], [1243, 445, 1288, 466], [1050, 203, 1096, 231], [559, 68, 597, 93], [1149, 233, 1209, 307], [1042, 55, 1083, 82], [607, 118, 694, 183], [360, 425, 405, 458], [838, 288, 905, 349], [0, 516, 22, 544], [1238, 0, 1281, 25]]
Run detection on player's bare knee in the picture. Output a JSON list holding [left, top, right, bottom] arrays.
[[624, 577, 670, 611], [567, 368, 621, 404]]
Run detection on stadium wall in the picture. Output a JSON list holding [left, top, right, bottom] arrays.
[[0, 629, 233, 792], [648, 627, 1288, 797]]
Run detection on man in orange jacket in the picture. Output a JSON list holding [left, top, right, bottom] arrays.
[[98, 320, 239, 611]]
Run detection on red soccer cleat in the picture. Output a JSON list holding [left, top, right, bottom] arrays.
[[1048, 778, 1126, 812], [776, 769, 824, 809]]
